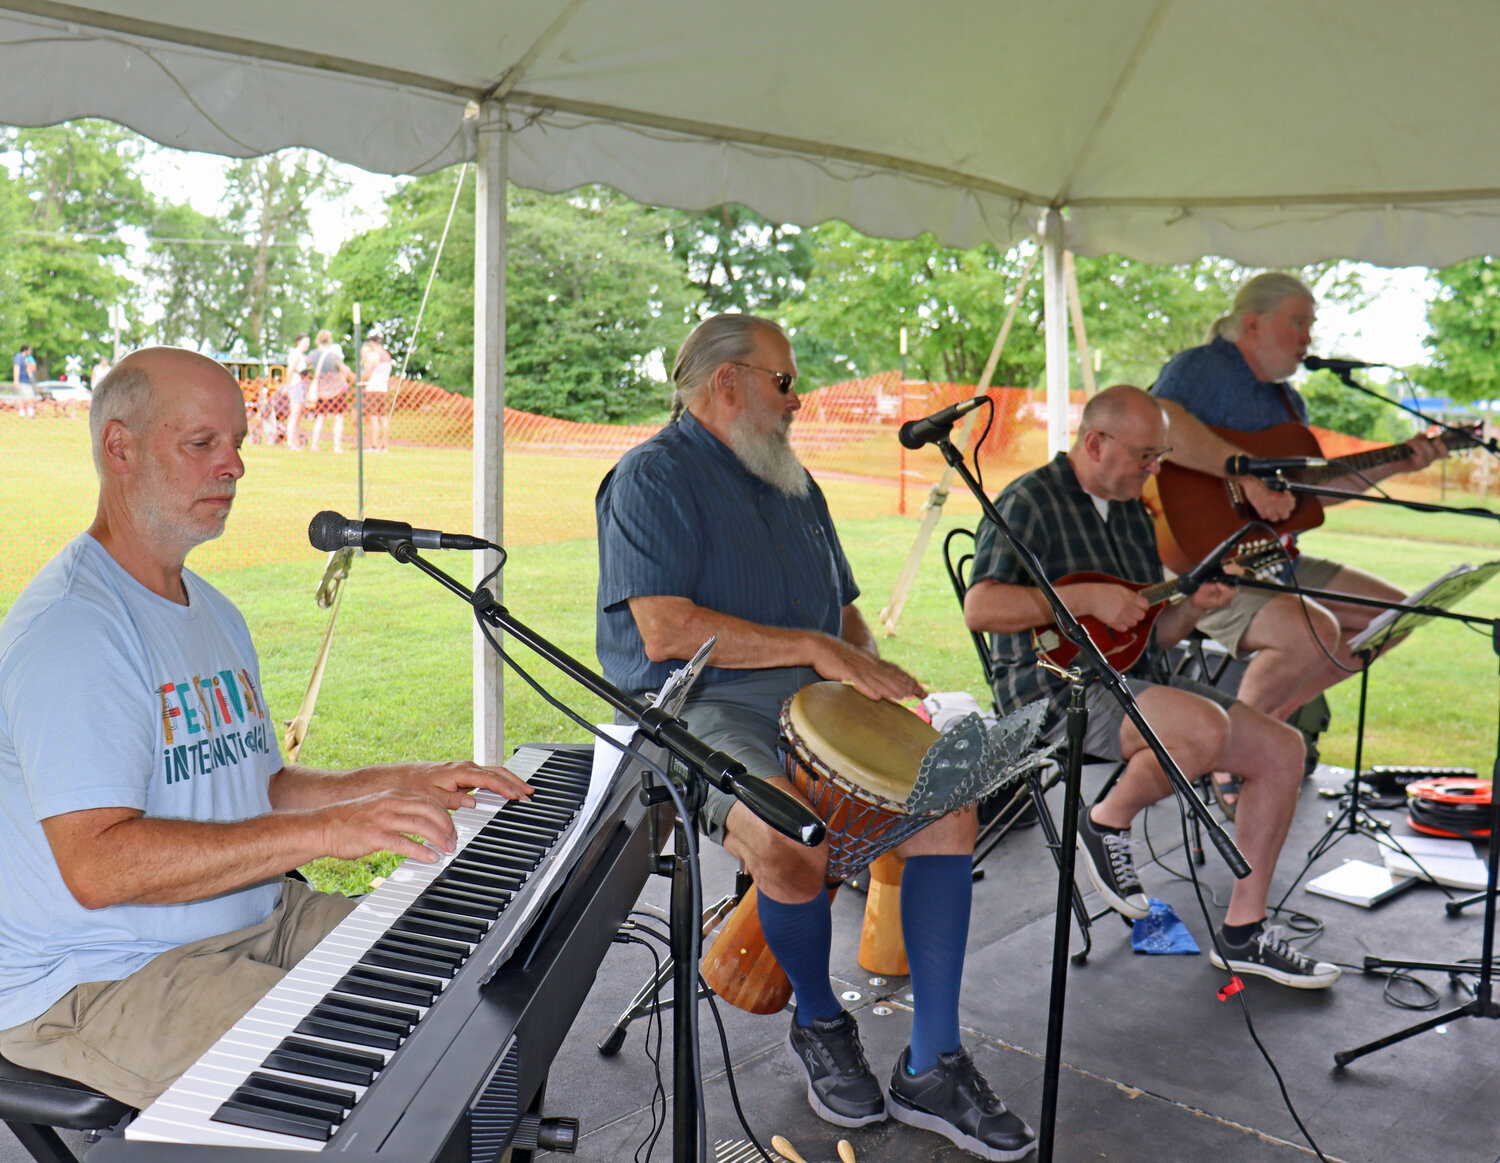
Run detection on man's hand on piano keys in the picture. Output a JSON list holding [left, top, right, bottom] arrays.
[[317, 790, 476, 863], [375, 760, 535, 812]]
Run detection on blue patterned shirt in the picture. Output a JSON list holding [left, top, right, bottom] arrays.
[[1152, 335, 1307, 433], [595, 412, 858, 695]]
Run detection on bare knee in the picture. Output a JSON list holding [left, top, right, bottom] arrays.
[[724, 806, 829, 902]]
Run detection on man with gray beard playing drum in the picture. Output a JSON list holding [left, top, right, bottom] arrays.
[[595, 313, 1035, 1161]]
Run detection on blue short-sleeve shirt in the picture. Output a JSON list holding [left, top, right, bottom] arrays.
[[596, 413, 858, 694], [1152, 335, 1307, 433]]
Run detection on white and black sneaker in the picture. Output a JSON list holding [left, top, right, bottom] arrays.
[[1075, 803, 1149, 920], [1209, 924, 1341, 989], [786, 1009, 887, 1127], [887, 1045, 1037, 1161]]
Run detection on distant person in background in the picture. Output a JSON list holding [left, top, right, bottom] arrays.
[[12, 344, 37, 418], [91, 356, 112, 390], [307, 330, 352, 454], [360, 331, 393, 453], [284, 333, 311, 450]]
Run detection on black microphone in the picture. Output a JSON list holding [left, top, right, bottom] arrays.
[[1303, 355, 1384, 373], [308, 510, 492, 553], [1225, 454, 1329, 477], [898, 397, 988, 449], [1176, 523, 1255, 596]]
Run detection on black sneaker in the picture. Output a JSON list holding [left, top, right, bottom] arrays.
[[886, 1045, 1036, 1161], [1075, 804, 1149, 919], [1209, 924, 1341, 989], [785, 1009, 887, 1128]]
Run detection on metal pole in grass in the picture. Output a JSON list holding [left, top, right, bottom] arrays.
[[353, 301, 365, 518]]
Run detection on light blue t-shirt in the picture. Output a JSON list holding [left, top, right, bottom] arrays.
[[0, 534, 283, 1029]]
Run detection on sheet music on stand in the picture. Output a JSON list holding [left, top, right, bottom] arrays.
[[1348, 562, 1500, 655], [478, 636, 717, 978]]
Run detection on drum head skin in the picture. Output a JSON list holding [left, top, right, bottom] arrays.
[[787, 681, 937, 802]]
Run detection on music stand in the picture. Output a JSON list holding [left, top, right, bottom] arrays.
[[1274, 562, 1500, 907], [1334, 567, 1500, 1068]]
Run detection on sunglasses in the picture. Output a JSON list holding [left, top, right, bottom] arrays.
[[730, 361, 797, 394]]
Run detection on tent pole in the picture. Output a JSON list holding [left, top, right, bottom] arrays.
[[1063, 250, 1097, 397], [1043, 208, 1071, 455], [473, 101, 507, 766], [877, 245, 1039, 634]]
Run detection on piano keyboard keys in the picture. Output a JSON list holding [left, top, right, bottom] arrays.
[[200, 749, 586, 1144]]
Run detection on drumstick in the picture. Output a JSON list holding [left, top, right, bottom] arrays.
[[838, 1139, 857, 1163], [770, 1135, 809, 1163]]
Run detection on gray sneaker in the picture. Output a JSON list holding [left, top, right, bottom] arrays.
[[1075, 803, 1149, 919], [785, 1009, 887, 1127], [1210, 924, 1341, 989], [887, 1045, 1036, 1161]]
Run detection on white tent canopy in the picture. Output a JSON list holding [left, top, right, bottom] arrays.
[[4, 0, 1500, 268]]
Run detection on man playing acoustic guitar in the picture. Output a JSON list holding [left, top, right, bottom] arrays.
[[965, 385, 1340, 988], [1151, 272, 1448, 735]]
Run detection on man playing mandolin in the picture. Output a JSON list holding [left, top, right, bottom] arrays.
[[965, 385, 1340, 989], [1151, 272, 1448, 733]]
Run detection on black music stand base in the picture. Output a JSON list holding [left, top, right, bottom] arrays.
[[1334, 627, 1500, 1068]]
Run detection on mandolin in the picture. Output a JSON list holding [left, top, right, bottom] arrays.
[[1144, 420, 1482, 574], [1030, 545, 1286, 672]]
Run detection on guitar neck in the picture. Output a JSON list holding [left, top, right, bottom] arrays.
[[1306, 426, 1473, 484], [1303, 442, 1412, 483]]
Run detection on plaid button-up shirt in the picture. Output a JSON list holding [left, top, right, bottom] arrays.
[[970, 452, 1166, 727]]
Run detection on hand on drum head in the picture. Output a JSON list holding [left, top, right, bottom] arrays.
[[815, 636, 925, 703]]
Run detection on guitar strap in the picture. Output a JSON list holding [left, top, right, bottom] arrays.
[[1276, 382, 1302, 424]]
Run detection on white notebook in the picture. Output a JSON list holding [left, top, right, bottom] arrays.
[[1377, 835, 1489, 891], [1306, 859, 1417, 908]]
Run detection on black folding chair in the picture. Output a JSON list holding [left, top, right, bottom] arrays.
[[943, 526, 1129, 964]]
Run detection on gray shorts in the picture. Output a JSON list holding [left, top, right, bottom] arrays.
[[661, 667, 820, 845], [0, 878, 356, 1109], [1045, 673, 1237, 761], [1194, 553, 1344, 657]]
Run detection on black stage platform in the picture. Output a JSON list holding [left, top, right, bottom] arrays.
[[13, 764, 1499, 1163]]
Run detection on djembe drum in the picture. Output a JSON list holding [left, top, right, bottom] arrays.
[[701, 682, 946, 1014]]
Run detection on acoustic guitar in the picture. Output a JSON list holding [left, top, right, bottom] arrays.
[[1030, 545, 1285, 672], [1144, 420, 1482, 574]]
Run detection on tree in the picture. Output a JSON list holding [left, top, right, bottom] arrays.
[[1422, 257, 1500, 405], [220, 152, 340, 355], [0, 120, 153, 373], [1298, 369, 1409, 442], [665, 204, 813, 314], [145, 202, 246, 352], [783, 221, 1045, 390], [328, 176, 695, 420]]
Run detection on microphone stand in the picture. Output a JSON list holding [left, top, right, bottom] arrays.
[[1253, 474, 1500, 527], [1226, 573, 1496, 910], [927, 429, 1249, 1163], [1327, 366, 1500, 458], [371, 537, 825, 1163]]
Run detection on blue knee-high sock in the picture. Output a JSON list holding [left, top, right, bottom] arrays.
[[901, 854, 972, 1073], [757, 889, 841, 1027]]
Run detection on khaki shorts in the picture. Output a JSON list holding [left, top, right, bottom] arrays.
[[1194, 553, 1344, 658], [630, 667, 818, 845], [0, 878, 356, 1110]]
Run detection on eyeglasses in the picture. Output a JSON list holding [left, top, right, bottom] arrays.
[[730, 362, 797, 394], [1098, 431, 1172, 468]]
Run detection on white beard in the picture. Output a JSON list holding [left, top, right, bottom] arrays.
[[725, 409, 809, 498]]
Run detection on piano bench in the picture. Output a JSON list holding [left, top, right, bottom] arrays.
[[0, 1054, 134, 1163]]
